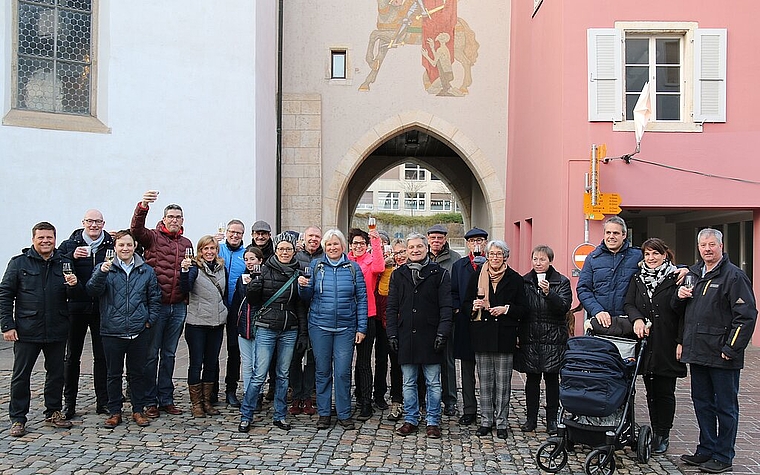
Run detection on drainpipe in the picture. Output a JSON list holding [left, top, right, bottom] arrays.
[[276, 0, 284, 233]]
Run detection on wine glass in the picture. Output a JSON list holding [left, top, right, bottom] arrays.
[[251, 264, 261, 276], [302, 265, 311, 278], [472, 286, 486, 321], [62, 262, 73, 276], [473, 244, 482, 257], [218, 222, 226, 234], [368, 216, 377, 231], [185, 247, 194, 259], [683, 275, 696, 297], [105, 249, 116, 262]]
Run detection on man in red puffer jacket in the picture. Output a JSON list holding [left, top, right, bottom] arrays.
[[130, 190, 193, 419]]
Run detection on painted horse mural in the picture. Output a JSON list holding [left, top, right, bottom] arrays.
[[359, 0, 479, 96]]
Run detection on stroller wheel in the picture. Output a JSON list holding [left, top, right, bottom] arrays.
[[636, 425, 652, 463], [536, 440, 568, 473], [585, 448, 616, 475]]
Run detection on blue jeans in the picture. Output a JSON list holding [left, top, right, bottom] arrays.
[[310, 325, 355, 420], [401, 363, 442, 426], [238, 336, 256, 398], [690, 364, 741, 464], [240, 327, 297, 422], [145, 303, 186, 407]]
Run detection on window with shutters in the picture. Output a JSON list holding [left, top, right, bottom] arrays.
[[588, 22, 726, 133]]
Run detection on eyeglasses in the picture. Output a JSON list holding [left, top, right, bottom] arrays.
[[351, 242, 367, 247], [276, 247, 294, 253], [467, 238, 486, 243], [83, 219, 104, 225], [165, 215, 183, 221], [393, 250, 407, 256], [488, 252, 504, 257], [227, 230, 244, 236]]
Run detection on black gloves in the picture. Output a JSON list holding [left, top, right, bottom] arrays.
[[295, 334, 309, 355], [388, 336, 399, 354], [434, 334, 447, 353]]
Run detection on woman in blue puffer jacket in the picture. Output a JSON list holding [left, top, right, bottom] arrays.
[[299, 229, 368, 431]]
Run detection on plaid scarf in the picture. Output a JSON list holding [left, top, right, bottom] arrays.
[[637, 259, 676, 298]]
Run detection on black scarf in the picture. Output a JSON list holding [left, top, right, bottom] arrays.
[[407, 256, 430, 285], [637, 259, 676, 298]]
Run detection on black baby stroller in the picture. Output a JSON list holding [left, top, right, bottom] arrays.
[[535, 333, 651, 475]]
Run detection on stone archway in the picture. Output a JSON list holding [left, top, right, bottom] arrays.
[[324, 110, 504, 237]]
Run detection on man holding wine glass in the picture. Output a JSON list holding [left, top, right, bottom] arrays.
[[674, 228, 757, 474], [58, 209, 115, 420], [1, 222, 78, 437], [131, 190, 193, 418]]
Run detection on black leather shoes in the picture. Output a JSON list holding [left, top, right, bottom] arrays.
[[63, 405, 76, 420], [356, 404, 373, 421], [273, 419, 291, 431], [459, 413, 476, 425], [443, 405, 458, 417], [226, 392, 241, 408], [546, 419, 558, 434], [238, 420, 251, 433], [475, 426, 492, 437], [520, 419, 537, 432], [496, 428, 508, 439], [681, 453, 711, 466]]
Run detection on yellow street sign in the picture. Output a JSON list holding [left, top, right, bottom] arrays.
[[584, 192, 622, 215]]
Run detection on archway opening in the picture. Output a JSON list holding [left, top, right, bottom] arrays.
[[337, 127, 491, 236]]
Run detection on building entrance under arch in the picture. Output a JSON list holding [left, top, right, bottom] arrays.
[[338, 128, 492, 236]]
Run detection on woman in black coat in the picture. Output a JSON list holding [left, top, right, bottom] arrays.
[[516, 245, 572, 435], [624, 237, 687, 455], [463, 240, 527, 439]]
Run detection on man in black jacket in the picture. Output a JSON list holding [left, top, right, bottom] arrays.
[[58, 209, 114, 419], [387, 232, 452, 439], [675, 228, 757, 474], [0, 222, 78, 437]]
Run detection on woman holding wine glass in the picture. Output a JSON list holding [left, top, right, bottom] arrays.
[[179, 236, 228, 418], [463, 240, 527, 439], [516, 245, 572, 435], [624, 237, 687, 454]]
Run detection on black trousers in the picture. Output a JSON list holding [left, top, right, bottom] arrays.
[[185, 324, 224, 385], [224, 311, 241, 393], [525, 372, 560, 421], [102, 332, 150, 414], [354, 317, 377, 405], [10, 340, 66, 424], [64, 311, 108, 409], [644, 373, 677, 436]]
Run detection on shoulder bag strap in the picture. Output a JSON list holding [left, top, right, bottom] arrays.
[[259, 271, 299, 311]]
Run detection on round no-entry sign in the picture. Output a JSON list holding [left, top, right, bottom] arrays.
[[572, 243, 596, 270]]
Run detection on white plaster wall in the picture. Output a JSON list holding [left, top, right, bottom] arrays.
[[281, 1, 510, 227], [0, 0, 277, 267]]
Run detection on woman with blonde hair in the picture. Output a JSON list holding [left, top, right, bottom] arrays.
[[180, 235, 228, 417]]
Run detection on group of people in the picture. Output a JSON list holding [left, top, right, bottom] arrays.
[[577, 216, 757, 474], [0, 194, 755, 473]]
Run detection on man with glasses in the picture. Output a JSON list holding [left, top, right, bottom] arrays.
[[250, 220, 274, 261], [217, 219, 247, 407], [426, 224, 461, 417], [131, 190, 193, 418], [450, 227, 488, 425], [57, 209, 114, 419]]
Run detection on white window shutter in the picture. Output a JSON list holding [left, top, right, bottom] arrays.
[[694, 28, 727, 122], [588, 28, 622, 122]]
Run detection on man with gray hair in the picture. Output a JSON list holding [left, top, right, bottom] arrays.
[[386, 232, 452, 439], [577, 216, 641, 326], [675, 228, 757, 474]]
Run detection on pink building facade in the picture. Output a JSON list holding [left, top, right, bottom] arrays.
[[507, 0, 760, 344]]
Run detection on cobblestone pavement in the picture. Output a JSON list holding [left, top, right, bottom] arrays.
[[0, 339, 758, 474]]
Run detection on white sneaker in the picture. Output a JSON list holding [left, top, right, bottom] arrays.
[[388, 402, 403, 421]]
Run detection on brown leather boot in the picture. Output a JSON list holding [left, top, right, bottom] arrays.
[[202, 382, 221, 415], [188, 384, 206, 418]]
